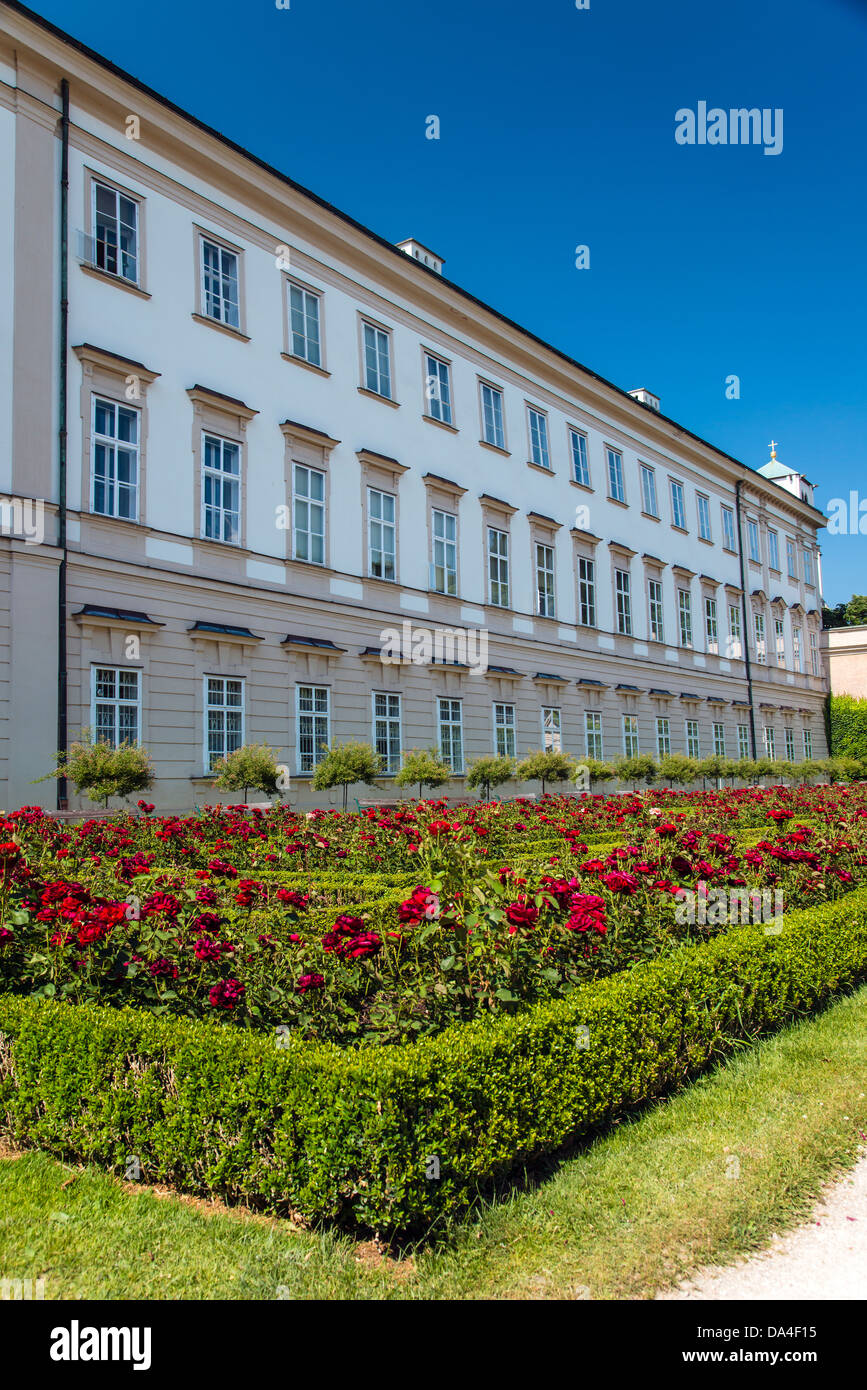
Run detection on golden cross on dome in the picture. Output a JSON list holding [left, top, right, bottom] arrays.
[[768, 439, 778, 460]]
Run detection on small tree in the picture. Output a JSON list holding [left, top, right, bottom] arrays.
[[466, 754, 515, 801], [696, 754, 726, 788], [614, 754, 657, 792], [516, 749, 575, 796], [311, 740, 383, 810], [44, 732, 155, 810], [211, 742, 282, 804], [584, 758, 615, 790], [659, 753, 698, 789], [394, 747, 453, 800]]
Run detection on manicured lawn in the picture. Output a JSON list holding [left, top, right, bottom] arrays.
[[3, 982, 866, 1300]]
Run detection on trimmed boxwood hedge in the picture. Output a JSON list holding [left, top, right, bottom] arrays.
[[3, 886, 867, 1236]]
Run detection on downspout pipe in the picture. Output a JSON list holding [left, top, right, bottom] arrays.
[[56, 78, 69, 810], [735, 478, 758, 759]]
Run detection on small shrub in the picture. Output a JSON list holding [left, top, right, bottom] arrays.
[[466, 755, 515, 800], [43, 732, 155, 809], [211, 743, 282, 804], [312, 742, 383, 810], [394, 748, 453, 800], [516, 749, 575, 795]]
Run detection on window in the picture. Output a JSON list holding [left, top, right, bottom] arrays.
[[373, 692, 401, 774], [685, 719, 700, 759], [785, 727, 795, 761], [768, 529, 780, 571], [722, 505, 736, 552], [438, 698, 463, 772], [697, 494, 712, 541], [570, 429, 590, 487], [293, 463, 325, 564], [713, 722, 726, 756], [656, 716, 671, 758], [775, 617, 786, 667], [201, 237, 239, 328], [669, 480, 686, 530], [206, 676, 244, 771], [297, 684, 330, 772], [737, 723, 750, 758], [764, 725, 776, 759], [528, 408, 550, 470], [615, 568, 632, 636], [488, 527, 510, 607], [622, 714, 639, 757], [803, 728, 813, 759], [754, 613, 766, 664], [431, 509, 457, 595], [810, 630, 820, 676], [705, 597, 718, 653], [793, 627, 802, 671], [578, 557, 596, 627], [288, 283, 321, 366], [728, 604, 742, 660], [362, 321, 392, 398], [606, 448, 625, 503], [747, 519, 760, 563], [424, 353, 452, 425], [585, 710, 604, 760], [368, 488, 396, 580], [542, 707, 562, 752], [92, 181, 138, 282], [678, 589, 693, 648], [640, 464, 658, 517], [536, 543, 556, 617], [648, 578, 664, 643], [92, 397, 139, 520], [92, 666, 140, 747], [481, 382, 505, 449], [493, 703, 516, 758], [202, 434, 241, 543], [803, 549, 814, 586], [786, 538, 797, 580]]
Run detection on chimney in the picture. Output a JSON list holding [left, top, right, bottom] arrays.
[[628, 387, 660, 412], [395, 238, 445, 275]]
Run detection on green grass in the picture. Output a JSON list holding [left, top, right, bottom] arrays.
[[3, 982, 866, 1300]]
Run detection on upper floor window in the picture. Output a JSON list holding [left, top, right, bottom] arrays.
[[640, 464, 658, 517], [288, 282, 321, 366], [577, 556, 597, 627], [728, 603, 742, 659], [93, 180, 139, 283], [793, 626, 803, 671], [488, 527, 510, 608], [747, 518, 760, 563], [528, 407, 550, 470], [670, 479, 686, 530], [810, 630, 820, 676], [431, 509, 457, 595], [775, 617, 786, 666], [768, 529, 780, 571], [648, 577, 664, 642], [293, 463, 326, 564], [424, 353, 452, 425], [362, 321, 392, 398], [368, 488, 396, 581], [803, 549, 814, 586], [201, 237, 240, 328], [754, 612, 767, 663], [92, 397, 139, 520], [202, 434, 240, 543], [678, 588, 693, 647], [607, 448, 625, 503], [614, 568, 632, 636], [697, 493, 712, 541], [722, 505, 736, 552], [92, 665, 140, 747], [786, 538, 798, 579], [705, 596, 719, 653], [536, 543, 556, 618], [481, 382, 505, 450], [570, 429, 590, 487]]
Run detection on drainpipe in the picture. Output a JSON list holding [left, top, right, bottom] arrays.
[[735, 478, 758, 759], [56, 78, 69, 810]]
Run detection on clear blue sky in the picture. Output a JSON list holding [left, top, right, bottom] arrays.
[[24, 0, 867, 603]]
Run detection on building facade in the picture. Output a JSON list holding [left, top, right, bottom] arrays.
[[822, 626, 867, 699], [0, 3, 829, 811]]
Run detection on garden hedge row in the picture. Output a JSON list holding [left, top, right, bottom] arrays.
[[3, 885, 867, 1237]]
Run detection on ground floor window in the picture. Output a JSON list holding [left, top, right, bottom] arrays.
[[296, 684, 330, 772], [622, 713, 639, 757], [585, 711, 603, 760], [206, 676, 244, 770], [785, 727, 795, 761], [737, 723, 750, 758], [493, 703, 516, 758], [542, 706, 562, 752], [438, 698, 463, 773], [685, 719, 700, 759], [803, 728, 813, 759], [92, 666, 140, 747], [373, 692, 401, 774], [713, 722, 726, 756], [656, 716, 670, 758], [764, 725, 776, 759]]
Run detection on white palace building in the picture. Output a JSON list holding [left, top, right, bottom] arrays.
[[0, 2, 829, 810]]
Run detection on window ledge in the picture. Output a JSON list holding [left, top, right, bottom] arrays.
[[569, 479, 594, 493], [607, 497, 629, 509], [641, 510, 660, 522], [191, 312, 250, 342], [358, 386, 400, 409], [526, 461, 554, 477], [281, 352, 331, 378], [671, 524, 689, 535], [479, 439, 510, 457], [697, 535, 714, 545], [422, 414, 458, 434], [80, 263, 151, 299]]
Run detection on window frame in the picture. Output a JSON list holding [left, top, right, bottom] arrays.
[[479, 379, 507, 451], [648, 576, 664, 643], [90, 175, 141, 286], [535, 541, 556, 618], [91, 665, 141, 748], [423, 350, 453, 426], [542, 706, 562, 752], [292, 461, 327, 566], [201, 431, 242, 545], [284, 276, 324, 369], [437, 697, 464, 773], [204, 675, 245, 773], [606, 446, 626, 504], [585, 710, 604, 760], [526, 404, 551, 470], [372, 691, 402, 775], [639, 464, 658, 518], [614, 567, 632, 636], [360, 318, 394, 400], [669, 478, 687, 531], [197, 229, 242, 331], [493, 702, 517, 758], [569, 427, 591, 487], [367, 485, 397, 582], [295, 683, 331, 774], [430, 507, 458, 596], [577, 556, 597, 628], [90, 394, 141, 522], [487, 525, 510, 608]]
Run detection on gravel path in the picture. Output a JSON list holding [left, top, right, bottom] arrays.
[[660, 1153, 867, 1300]]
